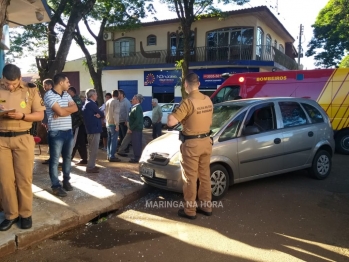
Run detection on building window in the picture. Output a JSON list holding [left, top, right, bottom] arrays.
[[169, 31, 195, 56], [266, 34, 272, 53], [147, 35, 156, 46], [114, 37, 135, 57], [206, 27, 253, 60], [279, 44, 285, 53], [256, 27, 264, 59]]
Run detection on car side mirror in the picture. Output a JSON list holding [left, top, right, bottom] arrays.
[[243, 126, 260, 136]]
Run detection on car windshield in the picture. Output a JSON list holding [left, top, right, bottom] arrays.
[[211, 104, 243, 135], [172, 103, 243, 135]]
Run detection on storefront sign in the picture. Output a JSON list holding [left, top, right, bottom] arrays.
[[144, 68, 259, 87]]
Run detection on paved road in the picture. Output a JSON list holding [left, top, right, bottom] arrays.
[[3, 153, 349, 262]]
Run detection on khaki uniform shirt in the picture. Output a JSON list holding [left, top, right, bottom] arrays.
[[0, 80, 45, 132], [171, 90, 213, 136]]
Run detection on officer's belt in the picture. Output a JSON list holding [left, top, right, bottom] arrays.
[[0, 130, 30, 137], [182, 132, 211, 140]]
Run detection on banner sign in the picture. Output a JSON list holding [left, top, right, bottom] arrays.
[[144, 68, 259, 87]]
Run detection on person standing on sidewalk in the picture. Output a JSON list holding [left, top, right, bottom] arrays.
[[105, 90, 121, 162], [41, 78, 54, 164], [99, 93, 112, 151], [167, 72, 213, 220], [117, 89, 131, 148], [67, 86, 88, 165], [44, 73, 78, 198], [128, 94, 144, 163], [151, 98, 163, 139], [0, 64, 45, 231], [82, 89, 104, 173]]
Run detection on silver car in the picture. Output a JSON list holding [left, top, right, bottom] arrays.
[[139, 97, 335, 200]]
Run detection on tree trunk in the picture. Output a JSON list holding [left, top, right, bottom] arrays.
[[180, 22, 192, 99], [0, 0, 10, 40]]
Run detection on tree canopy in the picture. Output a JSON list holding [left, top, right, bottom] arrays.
[[306, 0, 349, 68]]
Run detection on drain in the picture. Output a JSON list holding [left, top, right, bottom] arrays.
[[87, 209, 118, 225]]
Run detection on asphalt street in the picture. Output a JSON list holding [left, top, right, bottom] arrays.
[[3, 151, 349, 262]]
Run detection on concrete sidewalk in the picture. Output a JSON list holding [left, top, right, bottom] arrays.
[[0, 142, 151, 258]]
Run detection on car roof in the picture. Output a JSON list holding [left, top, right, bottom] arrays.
[[216, 97, 318, 107]]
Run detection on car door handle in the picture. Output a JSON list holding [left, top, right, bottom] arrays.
[[308, 131, 314, 137], [274, 138, 281, 144]]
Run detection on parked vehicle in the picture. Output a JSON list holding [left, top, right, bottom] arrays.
[[143, 103, 179, 128], [139, 97, 335, 200], [210, 69, 349, 154]]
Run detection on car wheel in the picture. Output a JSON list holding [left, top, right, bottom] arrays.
[[143, 117, 152, 128], [210, 164, 230, 200], [308, 150, 332, 180], [335, 130, 349, 155]]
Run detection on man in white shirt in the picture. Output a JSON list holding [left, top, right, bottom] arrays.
[[105, 90, 121, 162], [44, 73, 78, 197]]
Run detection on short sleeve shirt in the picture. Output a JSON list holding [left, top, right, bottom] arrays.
[[44, 89, 73, 131]]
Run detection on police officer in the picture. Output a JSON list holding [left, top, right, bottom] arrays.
[[167, 72, 213, 220], [0, 64, 45, 230]]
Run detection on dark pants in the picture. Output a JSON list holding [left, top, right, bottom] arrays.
[[72, 124, 88, 161], [152, 122, 162, 139], [131, 130, 142, 161], [119, 122, 128, 145]]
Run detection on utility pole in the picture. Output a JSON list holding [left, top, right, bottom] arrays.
[[298, 24, 304, 66]]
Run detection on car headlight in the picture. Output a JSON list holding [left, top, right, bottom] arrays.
[[169, 151, 181, 165]]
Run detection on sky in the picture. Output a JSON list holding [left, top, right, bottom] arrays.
[[12, 0, 330, 74]]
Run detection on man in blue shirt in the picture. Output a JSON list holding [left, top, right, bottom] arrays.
[[82, 88, 104, 173]]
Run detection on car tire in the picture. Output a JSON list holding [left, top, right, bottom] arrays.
[[143, 117, 152, 128], [335, 130, 349, 155], [210, 164, 230, 200], [308, 150, 332, 180]]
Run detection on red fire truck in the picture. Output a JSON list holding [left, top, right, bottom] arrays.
[[210, 69, 349, 154]]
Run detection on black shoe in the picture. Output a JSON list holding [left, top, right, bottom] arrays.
[[75, 160, 87, 166], [196, 208, 212, 216], [21, 216, 32, 229], [117, 152, 128, 157], [0, 217, 19, 231], [52, 187, 67, 197], [42, 159, 49, 164], [109, 157, 121, 162], [177, 209, 196, 220], [63, 182, 73, 191], [128, 158, 139, 163]]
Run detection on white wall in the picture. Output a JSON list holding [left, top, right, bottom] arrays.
[[63, 58, 94, 92]]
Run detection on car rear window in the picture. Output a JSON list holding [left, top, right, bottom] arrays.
[[301, 103, 324, 123]]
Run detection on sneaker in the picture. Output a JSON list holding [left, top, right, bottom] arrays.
[[128, 158, 139, 163], [21, 216, 32, 229], [63, 182, 73, 191], [86, 167, 99, 173], [52, 187, 67, 197]]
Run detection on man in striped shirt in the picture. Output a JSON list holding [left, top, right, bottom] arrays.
[[44, 73, 78, 197]]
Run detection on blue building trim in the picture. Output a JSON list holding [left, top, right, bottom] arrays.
[[103, 60, 275, 71]]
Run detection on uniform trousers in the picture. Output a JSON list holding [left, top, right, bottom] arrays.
[[0, 134, 35, 220], [180, 136, 212, 216], [71, 124, 88, 161]]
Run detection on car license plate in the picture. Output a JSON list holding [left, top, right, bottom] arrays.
[[141, 167, 154, 178]]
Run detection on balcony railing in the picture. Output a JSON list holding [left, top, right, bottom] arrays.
[[103, 45, 299, 70]]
